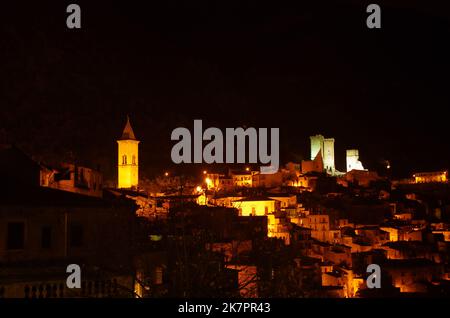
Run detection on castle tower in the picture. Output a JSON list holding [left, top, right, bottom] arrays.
[[310, 134, 324, 160], [323, 138, 335, 173], [310, 134, 335, 174], [346, 149, 364, 172], [117, 116, 139, 189]]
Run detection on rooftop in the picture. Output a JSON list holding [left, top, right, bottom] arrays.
[[119, 115, 137, 140], [233, 196, 275, 202]]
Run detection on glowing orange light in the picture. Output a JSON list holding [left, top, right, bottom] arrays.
[[245, 167, 250, 171], [164, 172, 169, 177], [203, 170, 207, 175]]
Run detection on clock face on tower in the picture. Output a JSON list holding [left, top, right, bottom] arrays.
[[1, 0, 449, 305]]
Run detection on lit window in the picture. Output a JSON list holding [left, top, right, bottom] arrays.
[[132, 155, 136, 165], [122, 155, 127, 165], [155, 267, 163, 285]]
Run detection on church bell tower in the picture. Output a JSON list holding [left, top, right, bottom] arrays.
[[117, 116, 139, 189]]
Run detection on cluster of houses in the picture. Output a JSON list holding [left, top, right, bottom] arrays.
[[1, 123, 450, 298]]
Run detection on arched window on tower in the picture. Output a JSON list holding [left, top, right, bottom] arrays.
[[132, 155, 136, 165], [122, 155, 127, 165]]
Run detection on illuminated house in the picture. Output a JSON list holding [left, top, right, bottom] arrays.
[[267, 193, 297, 209], [413, 170, 448, 183], [231, 171, 253, 188], [286, 175, 310, 189], [204, 173, 222, 189], [1, 145, 103, 198], [40, 163, 103, 198], [266, 214, 292, 244], [231, 196, 279, 216], [212, 195, 244, 208], [231, 196, 292, 242], [117, 116, 139, 189], [380, 225, 423, 242], [292, 214, 339, 243], [354, 226, 390, 248]]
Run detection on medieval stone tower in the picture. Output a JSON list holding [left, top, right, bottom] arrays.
[[310, 134, 335, 174], [346, 149, 364, 172], [117, 116, 139, 189]]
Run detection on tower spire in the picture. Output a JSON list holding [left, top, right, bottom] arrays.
[[120, 115, 137, 140]]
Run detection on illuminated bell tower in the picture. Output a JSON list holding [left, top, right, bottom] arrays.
[[117, 116, 139, 189]]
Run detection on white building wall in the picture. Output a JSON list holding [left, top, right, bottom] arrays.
[[346, 149, 364, 172]]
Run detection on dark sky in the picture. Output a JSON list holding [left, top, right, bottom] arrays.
[[1, 1, 449, 182]]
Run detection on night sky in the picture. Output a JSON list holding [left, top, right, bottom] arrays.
[[1, 1, 449, 182]]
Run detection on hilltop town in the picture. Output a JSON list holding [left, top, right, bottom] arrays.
[[1, 117, 450, 298]]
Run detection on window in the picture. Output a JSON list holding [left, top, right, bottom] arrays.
[[70, 224, 84, 247], [7, 222, 25, 250], [154, 267, 163, 285], [264, 206, 269, 215], [251, 207, 256, 216], [41, 226, 52, 249], [122, 155, 127, 165], [132, 155, 136, 165]]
